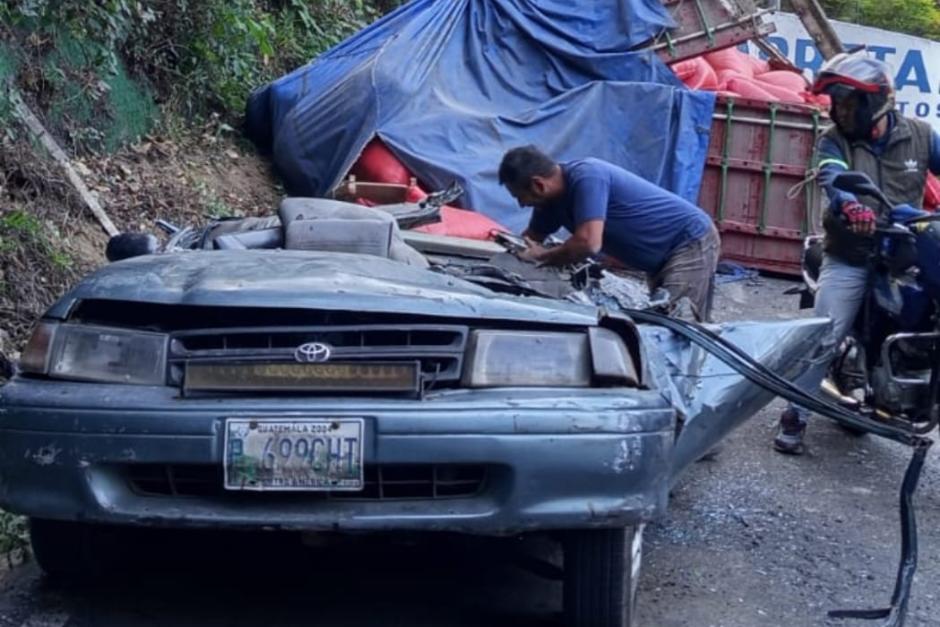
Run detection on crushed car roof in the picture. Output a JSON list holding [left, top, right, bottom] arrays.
[[48, 249, 600, 326]]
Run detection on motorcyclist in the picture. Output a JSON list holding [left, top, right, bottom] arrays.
[[773, 52, 940, 455]]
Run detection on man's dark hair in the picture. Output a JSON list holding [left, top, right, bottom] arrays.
[[498, 145, 556, 188]]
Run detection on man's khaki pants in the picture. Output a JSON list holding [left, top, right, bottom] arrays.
[[649, 223, 721, 322]]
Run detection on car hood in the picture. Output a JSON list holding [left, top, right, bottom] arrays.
[[47, 250, 599, 326]]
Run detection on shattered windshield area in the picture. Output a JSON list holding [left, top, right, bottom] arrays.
[[429, 251, 655, 311]]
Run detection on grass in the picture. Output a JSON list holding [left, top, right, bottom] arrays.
[[0, 210, 73, 271], [194, 180, 240, 219]]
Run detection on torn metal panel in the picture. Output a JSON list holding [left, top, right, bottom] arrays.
[[587, 270, 656, 311], [650, 0, 777, 64], [639, 317, 832, 482]]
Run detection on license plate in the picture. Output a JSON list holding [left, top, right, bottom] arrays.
[[224, 418, 364, 491]]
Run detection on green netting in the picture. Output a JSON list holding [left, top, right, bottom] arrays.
[[104, 67, 158, 151], [39, 31, 158, 152], [0, 45, 17, 83], [0, 45, 18, 123]]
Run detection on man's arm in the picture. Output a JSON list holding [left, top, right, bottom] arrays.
[[520, 222, 555, 261], [527, 175, 608, 266], [530, 220, 604, 266], [521, 227, 546, 243], [817, 136, 878, 235], [817, 136, 857, 213], [521, 200, 562, 247]]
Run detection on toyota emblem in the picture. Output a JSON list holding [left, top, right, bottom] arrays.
[[294, 342, 332, 364]]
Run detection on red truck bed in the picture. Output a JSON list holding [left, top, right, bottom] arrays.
[[654, 1, 825, 276], [700, 96, 823, 275]]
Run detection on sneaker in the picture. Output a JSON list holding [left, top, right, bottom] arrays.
[[773, 408, 806, 455]]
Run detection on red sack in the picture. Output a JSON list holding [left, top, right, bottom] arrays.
[[758, 70, 809, 93], [925, 173, 940, 212], [749, 78, 806, 104], [414, 206, 509, 240], [801, 92, 830, 108], [347, 137, 509, 241], [405, 185, 428, 202], [704, 48, 754, 79], [715, 69, 747, 90], [721, 76, 803, 104], [747, 55, 771, 76], [350, 138, 415, 185], [722, 77, 780, 102], [672, 57, 718, 91]]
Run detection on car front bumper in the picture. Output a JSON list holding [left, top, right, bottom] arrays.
[[0, 379, 675, 535]]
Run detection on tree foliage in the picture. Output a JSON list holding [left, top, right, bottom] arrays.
[[818, 0, 940, 40], [1, 1, 392, 119]]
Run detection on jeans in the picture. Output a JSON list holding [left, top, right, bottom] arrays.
[[650, 224, 721, 322], [788, 255, 871, 421]]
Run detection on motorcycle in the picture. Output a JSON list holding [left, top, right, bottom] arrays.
[[798, 171, 940, 433]]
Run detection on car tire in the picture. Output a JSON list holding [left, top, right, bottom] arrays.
[[29, 518, 108, 580], [563, 525, 643, 627]]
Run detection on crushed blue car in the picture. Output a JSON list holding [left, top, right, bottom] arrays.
[[0, 203, 827, 627]]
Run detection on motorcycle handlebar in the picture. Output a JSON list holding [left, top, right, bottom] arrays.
[[876, 225, 914, 237]]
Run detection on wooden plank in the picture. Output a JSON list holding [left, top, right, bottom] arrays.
[[787, 0, 845, 60], [652, 0, 775, 64], [7, 86, 119, 237]]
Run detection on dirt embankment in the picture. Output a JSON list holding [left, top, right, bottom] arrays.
[[0, 121, 282, 364], [0, 0, 376, 564], [0, 108, 284, 557]]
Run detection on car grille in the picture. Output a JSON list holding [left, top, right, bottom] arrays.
[[124, 464, 488, 500], [166, 325, 468, 391]]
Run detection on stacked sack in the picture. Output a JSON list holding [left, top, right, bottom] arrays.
[[672, 47, 939, 210], [671, 47, 827, 106], [347, 138, 509, 240]]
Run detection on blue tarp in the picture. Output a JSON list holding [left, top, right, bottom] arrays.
[[246, 0, 716, 233]]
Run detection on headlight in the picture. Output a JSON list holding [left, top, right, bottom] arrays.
[[20, 322, 168, 385], [589, 327, 640, 386], [19, 321, 56, 374], [462, 330, 591, 387]]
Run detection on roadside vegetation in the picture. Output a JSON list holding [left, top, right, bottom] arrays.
[[0, 0, 402, 562], [0, 0, 401, 122], [0, 0, 406, 346], [817, 0, 940, 39]]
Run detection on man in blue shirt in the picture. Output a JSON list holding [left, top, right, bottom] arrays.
[[773, 53, 940, 455], [498, 145, 720, 321]]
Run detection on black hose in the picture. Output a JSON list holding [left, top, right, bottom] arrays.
[[627, 309, 933, 627], [827, 440, 930, 627], [626, 309, 926, 446]]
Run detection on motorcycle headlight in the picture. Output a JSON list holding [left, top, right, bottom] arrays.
[[462, 330, 591, 388], [20, 323, 168, 385]]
